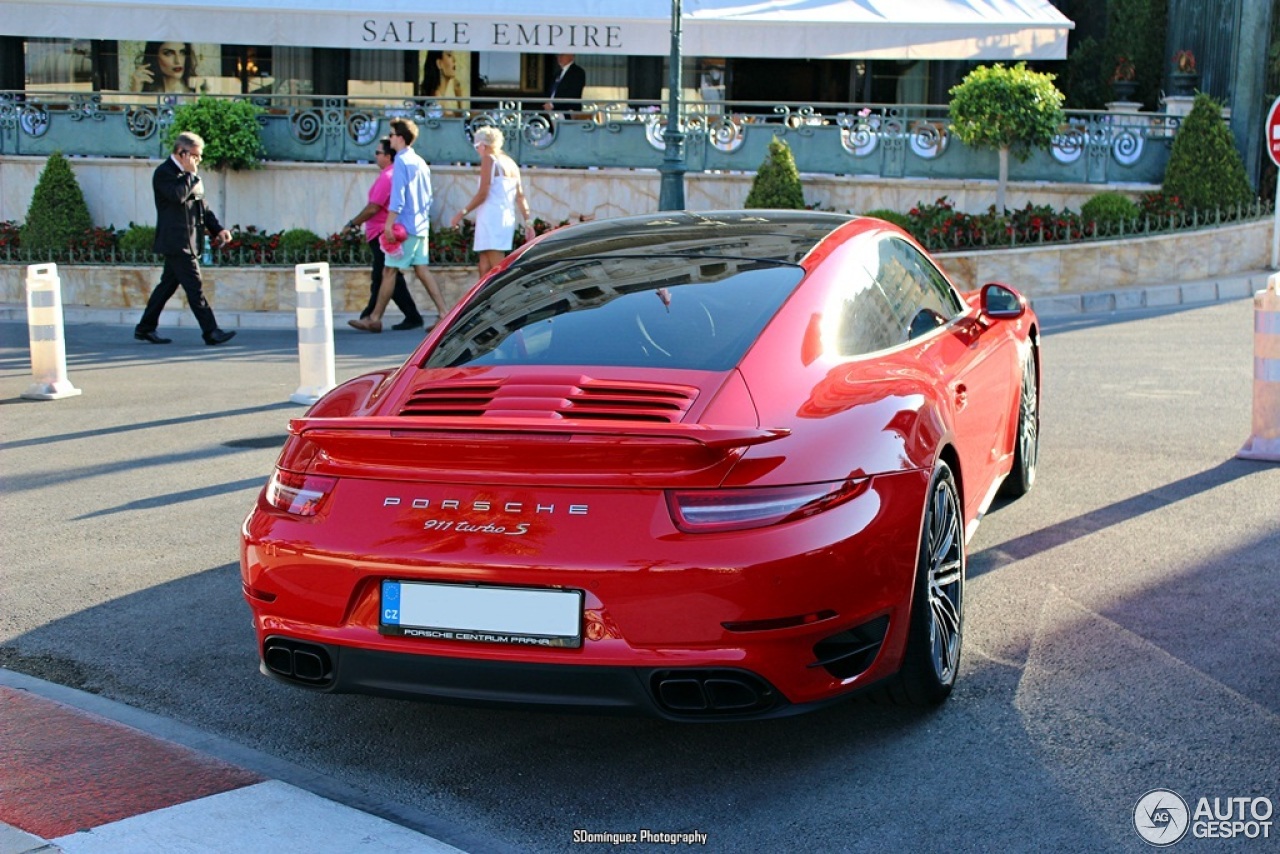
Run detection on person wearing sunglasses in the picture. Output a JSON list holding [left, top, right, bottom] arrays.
[[343, 138, 424, 330], [350, 119, 448, 333]]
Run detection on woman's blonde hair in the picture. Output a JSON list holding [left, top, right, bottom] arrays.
[[473, 126, 505, 152]]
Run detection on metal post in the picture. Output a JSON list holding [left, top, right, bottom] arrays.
[[1272, 169, 1279, 270], [657, 0, 686, 211]]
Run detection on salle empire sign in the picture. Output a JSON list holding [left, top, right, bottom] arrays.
[[360, 19, 624, 51]]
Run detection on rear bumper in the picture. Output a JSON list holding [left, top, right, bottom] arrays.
[[258, 635, 836, 720], [242, 468, 931, 713]]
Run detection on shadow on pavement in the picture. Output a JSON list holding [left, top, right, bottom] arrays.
[[972, 457, 1266, 579]]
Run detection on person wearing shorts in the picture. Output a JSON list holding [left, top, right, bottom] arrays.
[[350, 118, 448, 333]]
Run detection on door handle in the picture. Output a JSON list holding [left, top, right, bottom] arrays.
[[954, 383, 969, 410]]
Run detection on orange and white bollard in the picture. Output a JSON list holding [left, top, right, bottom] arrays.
[[290, 262, 336, 406], [1238, 272, 1280, 462], [21, 263, 81, 401]]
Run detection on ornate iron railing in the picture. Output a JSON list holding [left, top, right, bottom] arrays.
[[1, 91, 1183, 185]]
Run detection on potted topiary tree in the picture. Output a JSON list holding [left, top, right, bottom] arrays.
[[744, 136, 805, 209], [20, 150, 93, 259], [948, 62, 1066, 212]]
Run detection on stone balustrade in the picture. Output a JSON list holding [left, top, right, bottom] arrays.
[[0, 156, 1157, 242]]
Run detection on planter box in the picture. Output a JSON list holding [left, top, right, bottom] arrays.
[[0, 219, 1271, 319], [0, 263, 480, 316]]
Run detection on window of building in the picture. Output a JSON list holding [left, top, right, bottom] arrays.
[[349, 48, 412, 104], [575, 54, 628, 105], [474, 52, 543, 96], [26, 38, 95, 91]]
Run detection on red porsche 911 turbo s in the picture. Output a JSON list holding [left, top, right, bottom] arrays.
[[241, 210, 1040, 720]]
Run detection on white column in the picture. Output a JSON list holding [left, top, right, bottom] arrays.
[[21, 263, 82, 401], [1238, 272, 1280, 461], [290, 262, 336, 406]]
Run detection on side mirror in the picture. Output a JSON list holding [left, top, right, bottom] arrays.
[[980, 282, 1026, 320]]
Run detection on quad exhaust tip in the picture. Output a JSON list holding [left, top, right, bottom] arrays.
[[263, 638, 333, 686], [651, 669, 777, 715]]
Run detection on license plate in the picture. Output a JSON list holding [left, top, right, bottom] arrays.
[[380, 580, 583, 648]]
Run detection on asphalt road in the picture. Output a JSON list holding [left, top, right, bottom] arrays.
[[1, 300, 1277, 853]]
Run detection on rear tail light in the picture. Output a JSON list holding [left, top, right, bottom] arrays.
[[667, 478, 868, 533], [264, 470, 337, 516]]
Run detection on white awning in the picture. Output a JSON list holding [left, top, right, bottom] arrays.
[[1, 0, 1073, 60]]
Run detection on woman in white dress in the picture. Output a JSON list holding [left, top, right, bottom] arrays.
[[451, 126, 531, 278]]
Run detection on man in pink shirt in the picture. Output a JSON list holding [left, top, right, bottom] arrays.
[[342, 136, 423, 330]]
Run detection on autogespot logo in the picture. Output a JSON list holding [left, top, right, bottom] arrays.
[[1134, 789, 1190, 847]]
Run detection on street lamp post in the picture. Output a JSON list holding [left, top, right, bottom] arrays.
[[657, 0, 686, 211]]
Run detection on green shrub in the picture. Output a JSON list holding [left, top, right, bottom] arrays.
[[20, 151, 93, 253], [1081, 191, 1140, 232], [745, 136, 805, 209], [1163, 93, 1254, 213], [862, 209, 912, 230], [165, 97, 265, 171], [118, 223, 157, 260], [278, 227, 323, 260]]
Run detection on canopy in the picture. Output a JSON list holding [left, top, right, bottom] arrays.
[[1, 0, 1073, 60]]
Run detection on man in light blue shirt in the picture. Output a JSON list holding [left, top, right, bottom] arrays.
[[351, 118, 448, 332]]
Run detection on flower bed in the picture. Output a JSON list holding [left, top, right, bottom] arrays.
[[0, 217, 573, 266], [1, 197, 1268, 265]]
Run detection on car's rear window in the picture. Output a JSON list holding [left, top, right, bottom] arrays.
[[425, 256, 805, 371]]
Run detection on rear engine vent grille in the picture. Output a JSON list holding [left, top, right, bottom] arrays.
[[398, 377, 698, 423]]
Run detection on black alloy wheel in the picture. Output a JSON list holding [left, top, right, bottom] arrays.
[[886, 461, 965, 706], [1001, 348, 1039, 498]]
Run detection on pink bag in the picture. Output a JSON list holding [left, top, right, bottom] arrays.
[[380, 222, 408, 258]]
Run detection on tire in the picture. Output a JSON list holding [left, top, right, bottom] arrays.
[[1000, 347, 1039, 498], [885, 461, 964, 706]]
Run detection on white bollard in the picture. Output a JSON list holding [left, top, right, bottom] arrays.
[[290, 262, 336, 406], [1238, 272, 1280, 462], [21, 263, 81, 401]]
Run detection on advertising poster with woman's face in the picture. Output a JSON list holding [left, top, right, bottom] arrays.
[[119, 41, 219, 95], [419, 50, 470, 115]]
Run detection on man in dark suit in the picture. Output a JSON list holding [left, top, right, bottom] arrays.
[[134, 131, 235, 345], [543, 54, 585, 115]]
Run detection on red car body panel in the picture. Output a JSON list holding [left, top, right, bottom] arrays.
[[240, 211, 1039, 718]]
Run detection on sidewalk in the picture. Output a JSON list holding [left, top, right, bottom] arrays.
[[0, 269, 1272, 329], [0, 670, 467, 854]]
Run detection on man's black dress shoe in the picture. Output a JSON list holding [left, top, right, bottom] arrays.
[[134, 330, 171, 344], [391, 318, 424, 331], [203, 329, 236, 346]]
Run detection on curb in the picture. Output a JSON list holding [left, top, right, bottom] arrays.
[[0, 669, 490, 854], [1027, 270, 1273, 318]]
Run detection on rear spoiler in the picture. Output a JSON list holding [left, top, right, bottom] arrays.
[[287, 416, 790, 487]]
